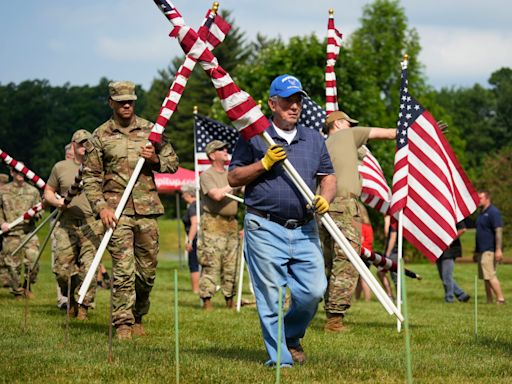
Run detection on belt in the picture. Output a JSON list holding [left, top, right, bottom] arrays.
[[247, 207, 313, 230]]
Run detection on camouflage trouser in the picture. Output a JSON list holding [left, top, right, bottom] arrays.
[[52, 218, 101, 307], [108, 215, 159, 327], [320, 197, 362, 315], [197, 212, 239, 300], [2, 233, 40, 296], [0, 247, 10, 287]]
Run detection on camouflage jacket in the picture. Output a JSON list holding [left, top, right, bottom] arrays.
[[82, 116, 179, 216], [0, 181, 41, 234]]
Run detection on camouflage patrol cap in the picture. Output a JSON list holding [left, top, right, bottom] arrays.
[[108, 81, 138, 102], [0, 174, 9, 184], [71, 129, 92, 144], [205, 140, 228, 156], [181, 183, 196, 195]]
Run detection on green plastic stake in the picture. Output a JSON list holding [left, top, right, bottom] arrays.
[[401, 262, 413, 383], [474, 275, 478, 339], [175, 269, 180, 384], [276, 286, 283, 384]]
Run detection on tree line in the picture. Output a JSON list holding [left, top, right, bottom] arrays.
[[0, 0, 510, 247]]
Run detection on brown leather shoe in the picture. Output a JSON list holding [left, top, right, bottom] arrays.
[[132, 323, 146, 337], [287, 343, 306, 365], [202, 298, 213, 311], [324, 313, 345, 332], [67, 302, 78, 318], [76, 306, 88, 321], [116, 325, 132, 341]]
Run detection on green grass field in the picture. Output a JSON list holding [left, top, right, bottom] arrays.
[[0, 219, 511, 383]]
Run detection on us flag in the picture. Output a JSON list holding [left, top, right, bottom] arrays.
[[299, 97, 391, 214], [194, 114, 239, 173], [389, 59, 478, 262]]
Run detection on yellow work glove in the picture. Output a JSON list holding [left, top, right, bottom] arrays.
[[311, 195, 329, 214], [261, 144, 287, 171]]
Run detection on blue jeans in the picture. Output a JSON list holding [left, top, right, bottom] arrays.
[[436, 258, 466, 302], [244, 213, 326, 366]]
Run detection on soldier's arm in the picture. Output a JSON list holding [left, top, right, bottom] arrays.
[[150, 137, 179, 174], [368, 127, 396, 140], [82, 137, 109, 216]]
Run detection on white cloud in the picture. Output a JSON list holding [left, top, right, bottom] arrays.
[[418, 26, 512, 87]]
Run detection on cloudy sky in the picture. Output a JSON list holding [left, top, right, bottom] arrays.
[[1, 0, 510, 90]]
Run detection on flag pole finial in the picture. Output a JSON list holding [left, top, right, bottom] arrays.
[[403, 53, 409, 61], [212, 2, 219, 13], [257, 99, 263, 109], [329, 9, 334, 16], [193, 105, 198, 114]]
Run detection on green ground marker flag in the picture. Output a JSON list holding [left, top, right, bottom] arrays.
[[174, 269, 180, 384], [401, 261, 413, 383], [276, 286, 283, 384]]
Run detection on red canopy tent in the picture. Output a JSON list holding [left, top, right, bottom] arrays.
[[155, 167, 195, 194]]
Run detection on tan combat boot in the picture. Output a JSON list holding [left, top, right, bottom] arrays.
[[225, 296, 234, 309], [202, 298, 213, 311], [324, 313, 345, 332], [76, 305, 88, 321], [116, 325, 132, 341], [132, 317, 146, 337]]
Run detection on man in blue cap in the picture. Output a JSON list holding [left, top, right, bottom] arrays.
[[228, 74, 336, 367]]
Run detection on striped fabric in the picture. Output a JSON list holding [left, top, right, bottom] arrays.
[[153, 0, 269, 141], [325, 12, 343, 114], [0, 148, 46, 190], [360, 247, 419, 279], [63, 165, 84, 206], [148, 6, 232, 143], [359, 145, 391, 215], [22, 202, 44, 220], [390, 58, 478, 261]]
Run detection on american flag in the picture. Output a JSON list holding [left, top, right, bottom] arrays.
[[148, 6, 231, 143], [325, 12, 343, 114], [154, 0, 269, 141], [389, 59, 479, 262], [359, 146, 391, 214], [299, 97, 391, 214], [194, 114, 239, 173], [298, 96, 326, 132]]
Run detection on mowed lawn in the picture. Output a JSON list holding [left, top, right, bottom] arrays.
[[0, 219, 511, 383]]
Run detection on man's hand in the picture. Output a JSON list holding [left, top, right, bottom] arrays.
[[437, 120, 448, 133], [311, 195, 329, 214], [140, 143, 159, 164], [495, 249, 503, 263], [261, 145, 287, 171], [56, 197, 66, 210], [0, 222, 9, 233], [185, 242, 193, 253], [99, 208, 117, 229]]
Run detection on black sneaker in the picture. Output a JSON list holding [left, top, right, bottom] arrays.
[[458, 294, 470, 302]]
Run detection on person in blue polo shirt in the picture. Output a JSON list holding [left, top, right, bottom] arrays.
[[228, 74, 336, 367], [474, 190, 505, 304]]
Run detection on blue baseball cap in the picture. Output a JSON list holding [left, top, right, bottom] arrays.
[[269, 74, 307, 98]]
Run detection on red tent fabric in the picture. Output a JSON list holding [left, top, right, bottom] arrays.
[[155, 167, 195, 193]]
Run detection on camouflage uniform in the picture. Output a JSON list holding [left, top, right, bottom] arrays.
[[0, 174, 10, 286], [320, 196, 362, 314], [0, 181, 41, 296], [83, 115, 178, 326], [197, 212, 239, 299], [47, 157, 101, 308]]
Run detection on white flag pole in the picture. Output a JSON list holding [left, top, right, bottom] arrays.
[[236, 239, 245, 312], [193, 107, 202, 231], [397, 210, 404, 332]]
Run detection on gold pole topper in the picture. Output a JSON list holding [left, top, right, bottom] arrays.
[[403, 53, 409, 62], [212, 2, 219, 14], [193, 105, 198, 114], [257, 100, 263, 109], [329, 9, 334, 16]]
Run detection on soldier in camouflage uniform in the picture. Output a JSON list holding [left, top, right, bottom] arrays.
[[198, 140, 239, 310], [0, 173, 10, 287], [44, 129, 101, 319], [0, 167, 41, 298], [322, 111, 396, 332], [83, 81, 179, 340]]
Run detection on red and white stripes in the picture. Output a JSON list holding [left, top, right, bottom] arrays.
[[359, 146, 391, 215], [22, 202, 44, 220], [0, 148, 46, 190], [148, 6, 232, 143], [63, 165, 84, 206], [153, 0, 269, 141], [325, 10, 343, 114]]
